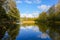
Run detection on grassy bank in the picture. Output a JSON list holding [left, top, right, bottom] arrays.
[[21, 21, 35, 24]]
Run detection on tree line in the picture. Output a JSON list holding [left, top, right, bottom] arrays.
[[0, 0, 20, 40], [35, 4, 60, 26]]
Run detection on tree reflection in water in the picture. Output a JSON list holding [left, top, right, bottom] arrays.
[[0, 24, 20, 40], [0, 0, 20, 40], [0, 26, 6, 40], [0, 8, 20, 40], [37, 24, 60, 40]]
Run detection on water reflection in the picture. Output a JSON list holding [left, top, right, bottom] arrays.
[[0, 24, 20, 40], [37, 24, 60, 40], [47, 25, 60, 40], [0, 23, 60, 40], [16, 24, 50, 40], [0, 26, 6, 40]]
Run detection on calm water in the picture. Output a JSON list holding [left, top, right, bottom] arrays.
[[16, 25, 51, 40], [0, 24, 60, 40]]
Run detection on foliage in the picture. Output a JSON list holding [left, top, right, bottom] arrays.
[[35, 12, 48, 24], [0, 0, 20, 40], [35, 4, 60, 25]]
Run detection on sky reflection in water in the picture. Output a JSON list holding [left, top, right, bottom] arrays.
[[16, 25, 51, 40]]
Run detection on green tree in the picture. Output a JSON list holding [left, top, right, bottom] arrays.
[[0, 0, 20, 39], [35, 12, 47, 24]]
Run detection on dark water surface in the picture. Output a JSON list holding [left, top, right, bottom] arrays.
[[0, 24, 60, 40]]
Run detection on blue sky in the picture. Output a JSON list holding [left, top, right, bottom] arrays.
[[15, 0, 58, 18]]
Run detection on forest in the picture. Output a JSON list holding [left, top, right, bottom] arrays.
[[0, 0, 20, 40], [35, 3, 60, 26]]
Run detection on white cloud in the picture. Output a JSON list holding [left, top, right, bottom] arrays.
[[32, 12, 40, 17], [16, 0, 41, 4], [21, 27, 26, 29], [34, 0, 41, 4], [21, 11, 39, 18], [21, 13, 34, 18], [25, 0, 41, 4], [37, 5, 51, 11], [37, 33, 50, 39], [16, 0, 22, 4], [21, 26, 40, 32], [25, 0, 32, 4]]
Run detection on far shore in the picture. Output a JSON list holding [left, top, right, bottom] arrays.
[[21, 21, 35, 24]]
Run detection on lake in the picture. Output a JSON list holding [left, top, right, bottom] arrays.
[[0, 24, 60, 40]]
